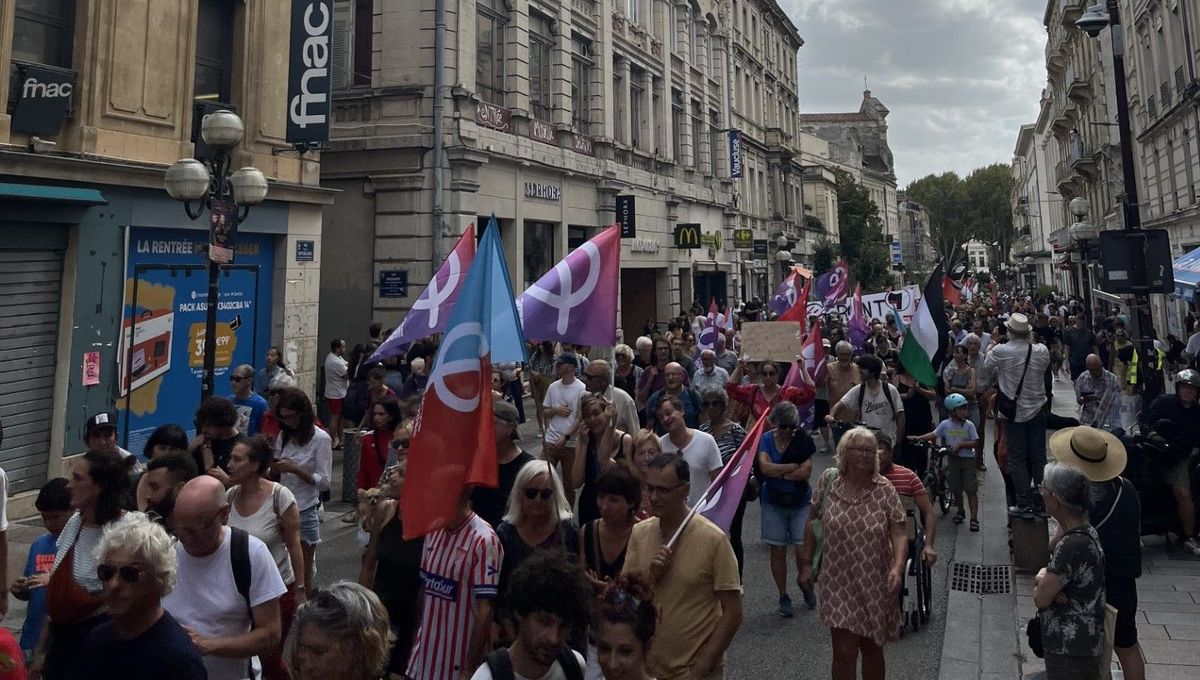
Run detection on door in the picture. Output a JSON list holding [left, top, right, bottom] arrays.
[[0, 249, 64, 494], [692, 271, 728, 311], [620, 268, 658, 341]]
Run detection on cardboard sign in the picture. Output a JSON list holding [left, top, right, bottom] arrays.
[[740, 321, 802, 362]]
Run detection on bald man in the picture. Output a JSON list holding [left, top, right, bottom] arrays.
[[645, 362, 703, 435], [1075, 353, 1121, 429], [163, 476, 286, 680]]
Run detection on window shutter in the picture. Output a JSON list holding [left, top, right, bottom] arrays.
[[331, 0, 352, 90]]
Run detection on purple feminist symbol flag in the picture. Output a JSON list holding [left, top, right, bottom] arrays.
[[769, 271, 799, 316], [693, 411, 769, 535], [369, 225, 476, 363], [814, 259, 851, 308], [517, 225, 621, 346], [847, 283, 871, 352]]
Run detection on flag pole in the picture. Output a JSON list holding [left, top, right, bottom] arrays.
[[666, 410, 770, 549]]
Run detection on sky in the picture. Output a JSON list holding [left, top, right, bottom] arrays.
[[780, 0, 1048, 188]]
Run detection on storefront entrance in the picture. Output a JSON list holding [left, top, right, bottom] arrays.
[[693, 271, 728, 311], [620, 268, 659, 341]]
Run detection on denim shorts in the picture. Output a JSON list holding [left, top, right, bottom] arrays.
[[299, 504, 321, 545], [760, 501, 810, 546]]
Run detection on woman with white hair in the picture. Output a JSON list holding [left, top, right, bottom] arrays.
[[495, 460, 579, 592], [613, 343, 643, 405], [286, 581, 394, 680], [80, 512, 206, 678]]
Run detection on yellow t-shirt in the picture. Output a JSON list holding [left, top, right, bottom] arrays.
[[622, 514, 741, 680]]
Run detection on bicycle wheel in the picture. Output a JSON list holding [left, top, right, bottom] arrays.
[[920, 563, 933, 623], [937, 474, 952, 514]]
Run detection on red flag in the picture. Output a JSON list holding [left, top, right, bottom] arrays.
[[942, 276, 962, 306], [800, 321, 826, 386], [778, 276, 810, 332]]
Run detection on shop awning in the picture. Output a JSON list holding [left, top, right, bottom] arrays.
[[1173, 245, 1200, 301], [0, 182, 107, 205]]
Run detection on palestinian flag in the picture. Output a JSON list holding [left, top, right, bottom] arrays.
[[899, 263, 951, 387]]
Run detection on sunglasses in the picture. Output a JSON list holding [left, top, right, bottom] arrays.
[[97, 563, 145, 585], [390, 439, 411, 450], [524, 488, 554, 500], [231, 375, 251, 382], [702, 400, 724, 407]]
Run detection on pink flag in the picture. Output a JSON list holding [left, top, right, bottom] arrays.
[[370, 226, 476, 363], [517, 225, 621, 346], [697, 298, 721, 352], [800, 322, 826, 386], [694, 411, 769, 535]]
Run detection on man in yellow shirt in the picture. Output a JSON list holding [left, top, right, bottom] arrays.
[[622, 453, 743, 680]]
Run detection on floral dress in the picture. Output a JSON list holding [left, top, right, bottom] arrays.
[[1040, 524, 1106, 660], [815, 474, 905, 645]]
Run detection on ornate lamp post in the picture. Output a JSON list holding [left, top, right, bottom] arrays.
[[165, 110, 268, 400]]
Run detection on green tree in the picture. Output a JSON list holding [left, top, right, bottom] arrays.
[[812, 236, 836, 273], [963, 163, 1017, 264], [833, 169, 892, 290], [904, 171, 968, 268]]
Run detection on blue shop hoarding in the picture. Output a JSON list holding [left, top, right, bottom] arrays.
[[118, 227, 276, 454]]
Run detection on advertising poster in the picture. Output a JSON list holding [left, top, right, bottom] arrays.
[[119, 227, 275, 453]]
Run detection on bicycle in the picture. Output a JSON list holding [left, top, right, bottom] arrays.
[[898, 502, 934, 633], [907, 438, 953, 515]]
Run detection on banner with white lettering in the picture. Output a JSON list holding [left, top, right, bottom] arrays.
[[806, 285, 921, 325], [118, 227, 276, 454], [11, 63, 75, 136], [728, 130, 743, 178], [286, 0, 333, 144]]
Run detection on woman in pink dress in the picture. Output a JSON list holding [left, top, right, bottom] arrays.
[[800, 426, 907, 680]]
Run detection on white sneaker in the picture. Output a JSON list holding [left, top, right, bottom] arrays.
[[1184, 537, 1200, 556]]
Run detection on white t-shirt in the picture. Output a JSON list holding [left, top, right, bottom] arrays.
[[227, 482, 298, 585], [275, 428, 333, 512], [839, 382, 905, 445], [324, 352, 349, 399], [163, 528, 287, 680], [658, 430, 724, 506], [1186, 331, 1200, 357], [469, 650, 586, 680], [543, 379, 586, 444]]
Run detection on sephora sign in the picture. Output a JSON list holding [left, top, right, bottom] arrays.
[[286, 0, 333, 144]]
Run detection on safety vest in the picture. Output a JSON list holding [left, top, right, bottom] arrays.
[[1127, 349, 1138, 386]]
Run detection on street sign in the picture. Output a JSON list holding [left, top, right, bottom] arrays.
[[208, 200, 237, 264], [733, 228, 753, 250], [1097, 229, 1174, 294], [674, 223, 702, 249], [296, 240, 315, 262], [890, 240, 902, 264], [11, 63, 75, 137], [752, 239, 768, 260], [616, 195, 636, 238], [379, 270, 409, 298]]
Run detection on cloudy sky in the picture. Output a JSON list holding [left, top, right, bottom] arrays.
[[780, 0, 1048, 187]]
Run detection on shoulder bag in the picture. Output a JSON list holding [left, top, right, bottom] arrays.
[[809, 466, 840, 578], [996, 344, 1033, 421]]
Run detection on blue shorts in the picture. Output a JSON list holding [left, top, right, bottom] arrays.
[[299, 504, 321, 545], [760, 501, 810, 546]]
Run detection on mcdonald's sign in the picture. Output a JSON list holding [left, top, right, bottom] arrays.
[[674, 223, 702, 249]]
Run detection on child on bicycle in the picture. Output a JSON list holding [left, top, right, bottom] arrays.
[[908, 394, 981, 531]]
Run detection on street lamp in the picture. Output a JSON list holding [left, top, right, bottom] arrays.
[[165, 110, 267, 401], [1076, 1, 1160, 395]]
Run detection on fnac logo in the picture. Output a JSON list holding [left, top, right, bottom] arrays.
[[674, 223, 701, 249]]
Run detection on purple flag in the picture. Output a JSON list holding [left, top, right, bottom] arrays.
[[370, 226, 476, 363], [769, 271, 799, 316], [517, 225, 621, 346], [693, 411, 769, 535], [813, 259, 851, 308], [847, 283, 871, 352]]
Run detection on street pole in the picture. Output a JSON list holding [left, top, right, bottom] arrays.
[[202, 257, 219, 400], [1103, 0, 1161, 397]]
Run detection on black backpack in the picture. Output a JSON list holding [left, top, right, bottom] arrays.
[[229, 526, 256, 679], [485, 646, 583, 680], [856, 381, 896, 419]]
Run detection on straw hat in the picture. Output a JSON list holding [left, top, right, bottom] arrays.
[[1005, 313, 1031, 333], [1048, 426, 1127, 482]]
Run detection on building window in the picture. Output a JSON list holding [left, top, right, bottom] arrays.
[[529, 12, 553, 121], [668, 2, 678, 50], [705, 26, 715, 77], [352, 0, 372, 86], [671, 89, 684, 162], [687, 9, 697, 65], [523, 221, 556, 289], [194, 0, 235, 102], [12, 0, 74, 67], [476, 0, 507, 104], [613, 69, 626, 143], [629, 0, 641, 23], [571, 35, 593, 134], [691, 99, 702, 171]]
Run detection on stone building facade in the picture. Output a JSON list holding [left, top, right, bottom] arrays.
[[318, 0, 822, 343], [0, 0, 329, 498], [897, 192, 933, 275]]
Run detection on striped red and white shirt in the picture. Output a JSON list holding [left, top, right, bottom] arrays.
[[882, 464, 926, 498], [407, 513, 502, 680]]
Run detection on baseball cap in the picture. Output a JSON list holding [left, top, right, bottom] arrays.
[[84, 412, 117, 437], [493, 401, 521, 440], [555, 352, 579, 368]]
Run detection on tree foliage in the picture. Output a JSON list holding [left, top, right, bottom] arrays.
[[833, 169, 892, 290], [904, 163, 1016, 270], [811, 236, 836, 274]]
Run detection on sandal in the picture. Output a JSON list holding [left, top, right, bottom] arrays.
[[970, 519, 980, 532], [953, 513, 965, 524]]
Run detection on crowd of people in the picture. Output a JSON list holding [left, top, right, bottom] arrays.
[[0, 284, 1196, 680]]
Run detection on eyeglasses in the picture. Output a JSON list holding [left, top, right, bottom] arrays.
[[231, 375, 251, 382], [390, 439, 410, 450], [97, 563, 145, 585], [583, 373, 605, 381], [524, 488, 554, 500], [702, 400, 724, 407], [848, 445, 877, 454], [645, 481, 687, 496]]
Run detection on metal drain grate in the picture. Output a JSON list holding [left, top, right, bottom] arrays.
[[949, 562, 1012, 595]]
